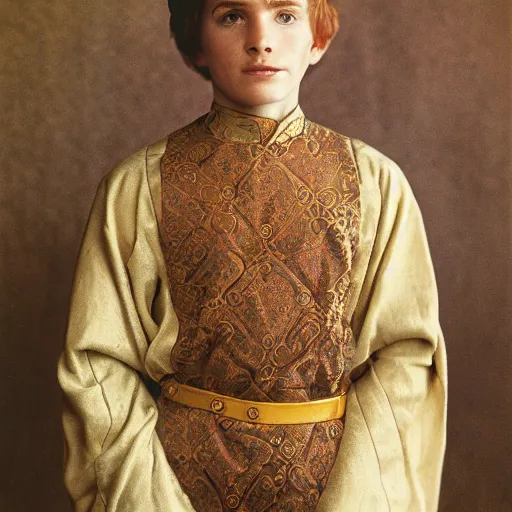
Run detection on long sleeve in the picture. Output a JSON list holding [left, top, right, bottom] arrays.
[[57, 141, 195, 511], [317, 139, 448, 511]]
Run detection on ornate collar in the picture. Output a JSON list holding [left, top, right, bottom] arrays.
[[204, 102, 306, 146]]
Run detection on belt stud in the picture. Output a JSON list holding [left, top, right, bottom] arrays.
[[247, 406, 259, 420], [211, 398, 225, 413]]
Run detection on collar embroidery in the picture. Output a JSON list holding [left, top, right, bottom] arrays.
[[204, 102, 306, 145]]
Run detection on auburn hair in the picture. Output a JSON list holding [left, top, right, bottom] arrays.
[[167, 0, 340, 79]]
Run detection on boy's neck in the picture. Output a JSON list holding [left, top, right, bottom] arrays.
[[211, 88, 300, 122]]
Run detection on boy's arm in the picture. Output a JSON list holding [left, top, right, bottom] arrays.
[[318, 140, 447, 512], [57, 147, 195, 512]]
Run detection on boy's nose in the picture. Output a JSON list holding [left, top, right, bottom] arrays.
[[245, 20, 274, 55], [247, 44, 272, 55]]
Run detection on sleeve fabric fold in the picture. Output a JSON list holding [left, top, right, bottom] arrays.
[[317, 138, 447, 512], [57, 141, 195, 512]]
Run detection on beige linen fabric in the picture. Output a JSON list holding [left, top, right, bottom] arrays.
[[57, 127, 447, 511]]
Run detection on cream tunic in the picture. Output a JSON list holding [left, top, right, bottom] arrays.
[[57, 118, 447, 511]]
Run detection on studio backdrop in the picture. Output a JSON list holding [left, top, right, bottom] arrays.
[[0, 0, 510, 510]]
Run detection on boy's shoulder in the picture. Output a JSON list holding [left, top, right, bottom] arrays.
[[349, 136, 404, 178], [102, 140, 160, 180], [315, 121, 411, 191], [307, 119, 401, 172], [306, 119, 407, 186], [101, 114, 207, 186]]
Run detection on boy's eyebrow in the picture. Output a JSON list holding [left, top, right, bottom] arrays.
[[212, 1, 246, 10], [212, 0, 304, 12], [267, 0, 304, 6]]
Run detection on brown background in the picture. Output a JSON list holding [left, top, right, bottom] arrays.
[[1, 0, 510, 510]]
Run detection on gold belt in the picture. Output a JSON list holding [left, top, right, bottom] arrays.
[[163, 380, 347, 425]]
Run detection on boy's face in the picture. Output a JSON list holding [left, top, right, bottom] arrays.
[[195, 0, 328, 117]]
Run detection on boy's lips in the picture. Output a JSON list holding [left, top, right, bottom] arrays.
[[242, 66, 283, 75]]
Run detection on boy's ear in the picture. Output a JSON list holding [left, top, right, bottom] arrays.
[[180, 51, 206, 72], [309, 39, 332, 66], [178, 51, 212, 80], [193, 51, 207, 68]]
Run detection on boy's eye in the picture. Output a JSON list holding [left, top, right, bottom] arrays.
[[220, 11, 243, 25], [277, 12, 296, 24]]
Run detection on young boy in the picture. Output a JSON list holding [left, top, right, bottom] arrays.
[[58, 0, 447, 510]]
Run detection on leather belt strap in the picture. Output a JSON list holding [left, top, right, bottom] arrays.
[[163, 380, 347, 425]]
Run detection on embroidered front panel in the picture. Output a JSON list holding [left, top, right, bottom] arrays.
[[157, 110, 360, 511]]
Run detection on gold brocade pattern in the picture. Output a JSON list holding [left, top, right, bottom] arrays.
[[204, 102, 306, 145], [156, 103, 361, 512]]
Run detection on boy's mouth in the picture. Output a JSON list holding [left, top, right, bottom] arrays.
[[243, 65, 284, 76]]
